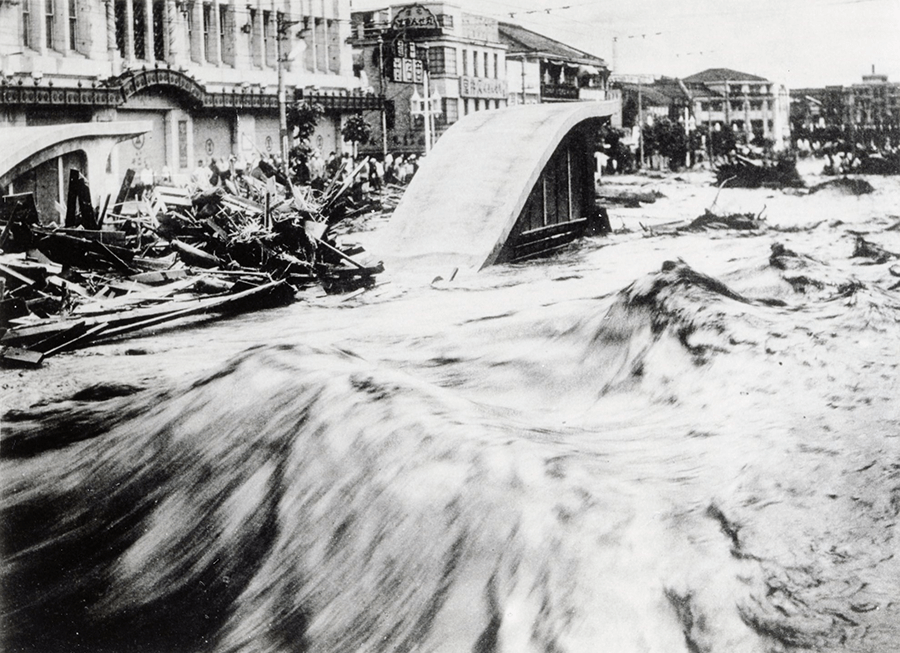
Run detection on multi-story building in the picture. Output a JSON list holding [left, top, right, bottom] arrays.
[[0, 0, 379, 199], [791, 71, 900, 139], [842, 71, 900, 130], [683, 68, 790, 147], [497, 22, 611, 107], [350, 2, 509, 155], [790, 86, 845, 132]]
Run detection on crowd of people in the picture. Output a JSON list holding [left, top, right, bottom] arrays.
[[133, 148, 426, 201]]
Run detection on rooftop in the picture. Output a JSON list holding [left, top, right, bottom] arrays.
[[497, 22, 607, 68], [683, 68, 769, 84]]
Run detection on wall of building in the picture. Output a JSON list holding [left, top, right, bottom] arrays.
[[0, 0, 365, 201], [350, 3, 508, 156]]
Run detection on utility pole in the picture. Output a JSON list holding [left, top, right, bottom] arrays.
[[638, 78, 644, 167], [423, 67, 432, 153], [276, 13, 299, 181], [378, 33, 388, 163]]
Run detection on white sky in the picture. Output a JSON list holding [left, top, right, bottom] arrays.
[[349, 0, 900, 88]]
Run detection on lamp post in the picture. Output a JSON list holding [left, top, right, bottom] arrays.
[[410, 70, 441, 154]]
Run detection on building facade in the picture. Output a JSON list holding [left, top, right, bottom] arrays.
[[350, 2, 509, 155], [842, 72, 900, 129], [682, 68, 790, 148], [0, 0, 379, 202], [497, 22, 611, 108]]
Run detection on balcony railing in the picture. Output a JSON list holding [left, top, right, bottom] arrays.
[[540, 83, 579, 101]]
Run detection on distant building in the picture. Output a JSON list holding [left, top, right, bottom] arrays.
[[612, 68, 790, 148], [0, 0, 377, 205], [789, 87, 845, 132], [613, 76, 690, 127], [682, 68, 790, 147], [350, 2, 509, 155], [791, 70, 900, 137], [496, 22, 612, 108], [842, 71, 900, 129], [349, 4, 620, 156]]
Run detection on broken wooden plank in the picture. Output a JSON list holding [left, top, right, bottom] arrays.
[[112, 168, 135, 213], [29, 320, 89, 353], [97, 280, 287, 341], [55, 228, 128, 246], [0, 262, 40, 288], [171, 239, 224, 268], [42, 323, 109, 358], [0, 346, 44, 367], [130, 268, 191, 285]]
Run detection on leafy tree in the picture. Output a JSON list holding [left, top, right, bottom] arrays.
[[286, 100, 324, 185], [642, 118, 688, 170], [341, 114, 372, 158]]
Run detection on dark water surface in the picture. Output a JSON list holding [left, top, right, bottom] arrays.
[[2, 171, 900, 652]]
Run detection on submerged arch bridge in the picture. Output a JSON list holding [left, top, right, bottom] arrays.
[[378, 100, 619, 273]]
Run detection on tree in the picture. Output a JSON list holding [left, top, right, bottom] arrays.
[[642, 118, 688, 170], [286, 100, 324, 185], [341, 114, 372, 158]]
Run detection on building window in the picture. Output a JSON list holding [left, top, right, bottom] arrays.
[[44, 0, 54, 49], [461, 49, 467, 76], [427, 47, 456, 75], [153, 0, 165, 60], [443, 97, 459, 124], [249, 8, 260, 67], [473, 51, 479, 77], [219, 5, 228, 61], [67, 0, 76, 50], [23, 1, 31, 48], [437, 13, 453, 29], [731, 100, 742, 113], [262, 10, 271, 66], [203, 3, 212, 61], [483, 51, 489, 78], [186, 5, 196, 58], [133, 0, 146, 59], [115, 0, 126, 58], [493, 53, 499, 78]]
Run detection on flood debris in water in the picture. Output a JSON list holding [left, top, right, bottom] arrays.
[[715, 153, 805, 189], [808, 177, 876, 195], [0, 164, 390, 367]]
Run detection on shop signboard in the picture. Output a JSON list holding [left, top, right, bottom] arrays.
[[390, 40, 424, 84]]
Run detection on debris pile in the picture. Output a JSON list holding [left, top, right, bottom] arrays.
[[808, 177, 875, 196], [640, 209, 765, 236], [716, 154, 805, 189], [596, 186, 664, 207], [1, 163, 387, 367]]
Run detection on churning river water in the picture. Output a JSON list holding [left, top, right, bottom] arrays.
[[2, 168, 900, 653]]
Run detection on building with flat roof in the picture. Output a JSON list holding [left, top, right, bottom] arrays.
[[0, 0, 379, 206], [350, 2, 509, 155]]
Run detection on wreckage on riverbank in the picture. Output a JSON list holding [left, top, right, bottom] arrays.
[[1, 162, 387, 367]]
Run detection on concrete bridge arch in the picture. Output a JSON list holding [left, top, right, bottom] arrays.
[[375, 100, 619, 274]]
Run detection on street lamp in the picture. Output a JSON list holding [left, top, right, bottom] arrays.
[[410, 68, 441, 153]]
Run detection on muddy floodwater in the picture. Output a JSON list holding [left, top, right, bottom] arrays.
[[2, 166, 900, 652]]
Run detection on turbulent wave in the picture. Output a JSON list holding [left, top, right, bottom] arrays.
[[4, 179, 900, 652]]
